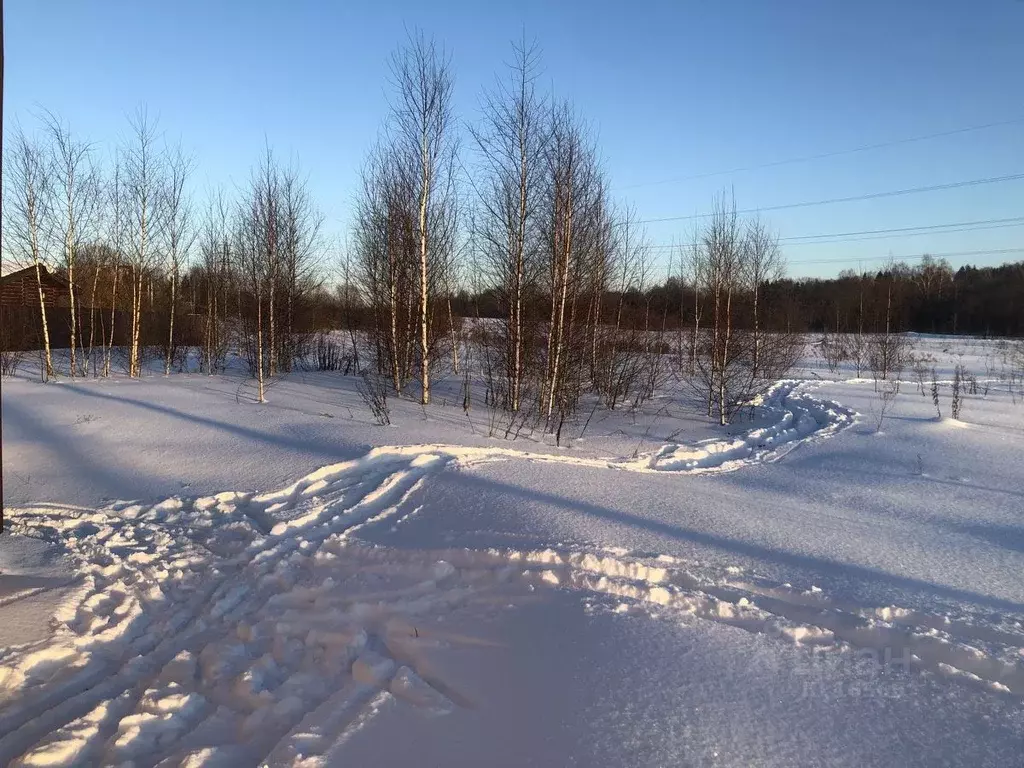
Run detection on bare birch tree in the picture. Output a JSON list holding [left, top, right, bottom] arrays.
[[3, 125, 55, 380], [42, 111, 102, 377], [355, 145, 416, 393], [684, 227, 703, 378], [869, 259, 909, 383], [103, 156, 128, 377], [542, 101, 598, 422], [122, 107, 165, 377], [279, 162, 324, 371], [237, 180, 267, 402], [389, 31, 458, 405], [257, 149, 281, 379], [691, 195, 800, 424], [694, 194, 743, 424], [199, 188, 231, 374], [743, 215, 783, 378], [470, 37, 547, 412], [162, 143, 195, 374]]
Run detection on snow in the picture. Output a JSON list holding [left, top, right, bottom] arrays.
[[0, 534, 78, 649], [2, 336, 1023, 766]]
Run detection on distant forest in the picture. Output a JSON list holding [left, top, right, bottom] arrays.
[[452, 257, 1024, 338]]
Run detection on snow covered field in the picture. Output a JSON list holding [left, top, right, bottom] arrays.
[[2, 336, 1023, 766]]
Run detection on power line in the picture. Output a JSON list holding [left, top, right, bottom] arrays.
[[647, 247, 1024, 274], [782, 221, 1024, 247], [645, 216, 1024, 251], [786, 247, 1024, 267], [637, 172, 1024, 225], [782, 216, 1024, 241], [617, 116, 1024, 191]]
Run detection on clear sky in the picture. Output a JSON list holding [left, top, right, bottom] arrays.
[[5, 0, 1023, 279]]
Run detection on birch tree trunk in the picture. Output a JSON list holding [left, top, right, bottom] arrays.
[[123, 108, 162, 379], [67, 233, 79, 377], [34, 263, 55, 381], [389, 254, 402, 392], [165, 273, 176, 375], [131, 265, 144, 377], [255, 287, 265, 402], [719, 285, 733, 425], [105, 264, 118, 378], [546, 192, 573, 421], [447, 294, 459, 375], [417, 133, 432, 405], [88, 261, 101, 376], [5, 129, 57, 381]]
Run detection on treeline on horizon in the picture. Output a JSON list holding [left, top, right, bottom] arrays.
[[3, 31, 1021, 429], [446, 256, 1024, 338]]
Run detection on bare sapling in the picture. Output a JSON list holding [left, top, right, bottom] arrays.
[[820, 331, 846, 375], [951, 364, 963, 420], [0, 320, 27, 376], [874, 375, 900, 433], [931, 368, 941, 419], [910, 354, 929, 396], [357, 371, 392, 425]]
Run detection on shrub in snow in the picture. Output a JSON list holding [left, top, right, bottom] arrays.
[[357, 371, 391, 426], [951, 365, 963, 421]]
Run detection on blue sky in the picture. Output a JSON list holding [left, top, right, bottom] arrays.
[[5, 0, 1023, 279]]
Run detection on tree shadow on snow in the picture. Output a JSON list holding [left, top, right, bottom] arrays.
[[717, 447, 1024, 565], [933, 521, 1024, 557], [3, 387, 369, 504], [442, 471, 1024, 617], [52, 384, 369, 461]]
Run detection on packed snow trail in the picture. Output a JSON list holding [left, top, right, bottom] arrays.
[[19, 381, 1024, 766], [644, 380, 855, 471], [5, 459, 1024, 765]]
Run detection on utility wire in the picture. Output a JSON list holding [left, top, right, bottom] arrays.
[[782, 216, 1024, 241], [786, 247, 1024, 267], [617, 116, 1024, 190], [638, 173, 1024, 224], [647, 247, 1024, 274], [645, 216, 1024, 251], [781, 222, 1024, 247]]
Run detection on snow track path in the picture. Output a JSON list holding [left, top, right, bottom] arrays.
[[12, 381, 1022, 766]]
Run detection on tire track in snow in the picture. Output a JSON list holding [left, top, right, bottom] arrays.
[[511, 548, 1024, 696], [0, 454, 461, 766], [0, 382, 869, 765], [325, 543, 1024, 697]]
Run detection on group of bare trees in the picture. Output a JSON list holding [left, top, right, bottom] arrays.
[[468, 39, 546, 415], [3, 111, 324, 394], [4, 120, 56, 379], [5, 31, 807, 428], [354, 33, 459, 406], [683, 196, 800, 424], [353, 36, 708, 431], [3, 109, 188, 380], [233, 150, 324, 400]]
